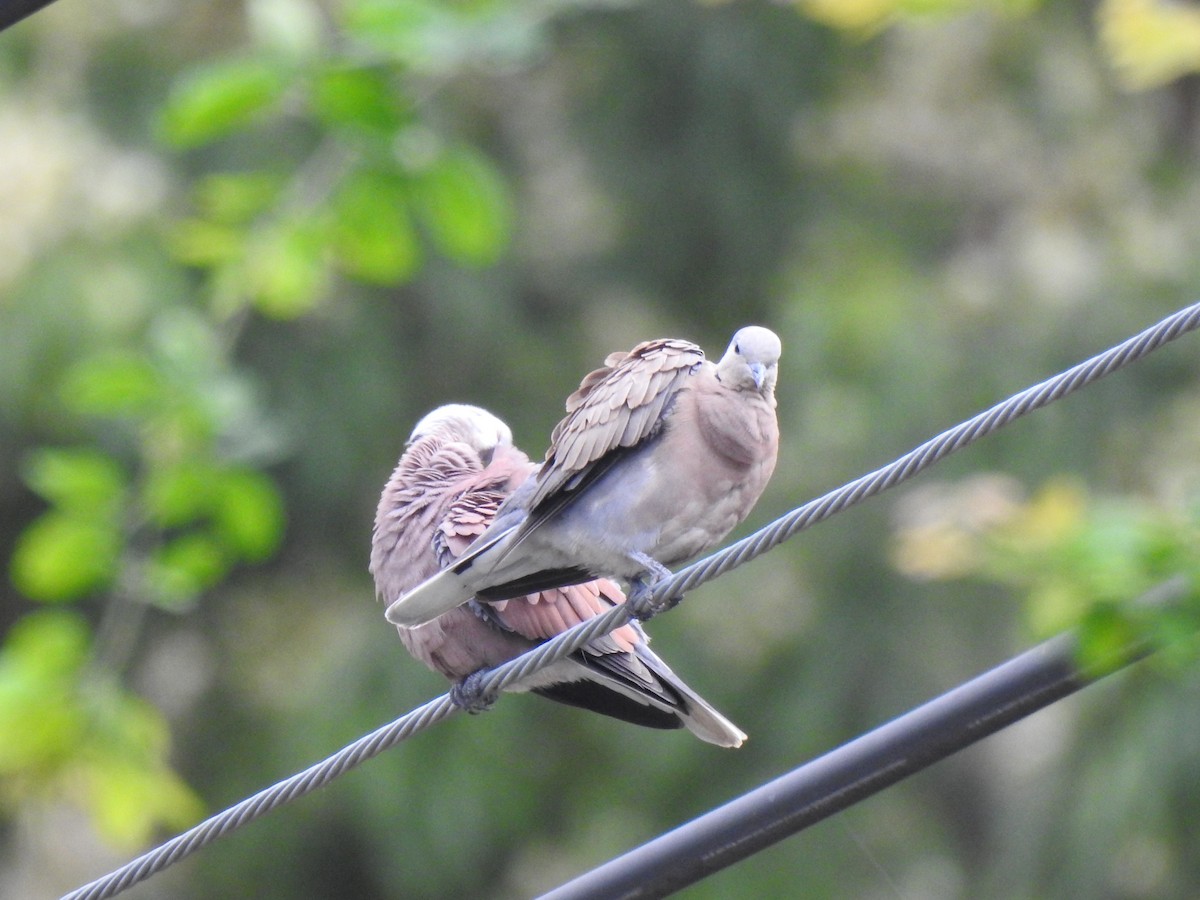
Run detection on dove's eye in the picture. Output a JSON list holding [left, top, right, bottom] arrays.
[[734, 343, 741, 354]]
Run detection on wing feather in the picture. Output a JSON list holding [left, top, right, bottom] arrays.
[[530, 338, 704, 511]]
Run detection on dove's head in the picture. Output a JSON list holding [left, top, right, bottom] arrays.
[[717, 326, 781, 395], [408, 404, 513, 454]]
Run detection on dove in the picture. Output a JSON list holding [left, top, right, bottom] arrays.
[[385, 326, 780, 629], [370, 404, 747, 747]]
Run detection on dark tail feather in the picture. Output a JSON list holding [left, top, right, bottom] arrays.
[[532, 681, 684, 730], [474, 566, 595, 600]]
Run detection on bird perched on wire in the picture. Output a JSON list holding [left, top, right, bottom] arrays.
[[371, 404, 747, 747], [385, 326, 781, 629]]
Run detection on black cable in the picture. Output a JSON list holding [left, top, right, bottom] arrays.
[[536, 589, 1173, 900], [0, 0, 60, 34]]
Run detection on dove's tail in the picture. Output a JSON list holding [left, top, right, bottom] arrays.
[[634, 644, 747, 748], [530, 645, 747, 748], [672, 683, 748, 748], [384, 563, 478, 627]]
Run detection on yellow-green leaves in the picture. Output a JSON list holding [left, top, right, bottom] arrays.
[[21, 448, 127, 515], [59, 352, 164, 419], [243, 219, 330, 319], [311, 67, 409, 135], [195, 172, 286, 227], [12, 311, 285, 611], [172, 211, 330, 320], [795, 0, 1041, 36], [330, 169, 422, 284], [11, 513, 122, 603], [12, 448, 285, 610], [11, 450, 128, 602], [0, 612, 92, 773], [144, 533, 230, 610], [0, 612, 203, 848], [168, 143, 512, 316], [891, 477, 1200, 672], [141, 461, 285, 607], [159, 58, 290, 148], [792, 0, 1200, 91], [158, 0, 519, 316], [1099, 0, 1200, 90], [415, 147, 513, 267], [342, 0, 545, 73], [212, 468, 285, 562]]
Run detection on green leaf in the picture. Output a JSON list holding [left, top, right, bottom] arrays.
[[11, 513, 123, 602], [0, 612, 90, 772], [311, 66, 407, 133], [80, 684, 203, 846], [1075, 604, 1139, 675], [1146, 601, 1200, 668], [166, 219, 245, 268], [142, 461, 218, 528], [194, 172, 284, 225], [144, 533, 229, 608], [1099, 0, 1200, 90], [59, 351, 164, 418], [85, 755, 204, 847], [0, 614, 201, 847], [215, 468, 285, 562], [331, 170, 422, 283], [1, 609, 90, 679], [21, 448, 127, 516], [0, 689, 82, 773], [246, 220, 329, 318], [159, 58, 289, 148], [415, 147, 511, 266]]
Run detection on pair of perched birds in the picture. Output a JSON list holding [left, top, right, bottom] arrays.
[[370, 327, 781, 748]]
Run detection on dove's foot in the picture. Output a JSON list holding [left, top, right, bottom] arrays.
[[626, 555, 678, 620], [450, 669, 499, 714]]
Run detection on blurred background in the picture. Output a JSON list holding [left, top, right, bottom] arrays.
[[3, 0, 1200, 897]]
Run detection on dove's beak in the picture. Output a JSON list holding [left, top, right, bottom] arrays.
[[749, 363, 766, 390]]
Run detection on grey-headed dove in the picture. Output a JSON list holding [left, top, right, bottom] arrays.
[[384, 326, 780, 629], [370, 404, 747, 747]]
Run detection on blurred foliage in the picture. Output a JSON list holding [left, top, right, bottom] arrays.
[[893, 476, 1200, 672], [799, 0, 1200, 89], [2, 0, 1200, 898], [0, 610, 202, 846], [3, 302, 288, 845], [1100, 0, 1200, 90], [797, 0, 1045, 35], [157, 0, 516, 319]]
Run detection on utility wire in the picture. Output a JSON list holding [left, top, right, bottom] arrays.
[[536, 579, 1186, 899], [62, 300, 1200, 900]]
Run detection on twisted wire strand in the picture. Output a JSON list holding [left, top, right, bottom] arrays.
[[63, 300, 1200, 900]]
